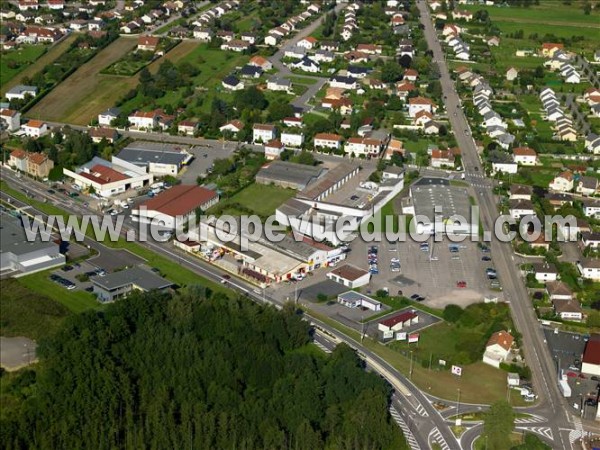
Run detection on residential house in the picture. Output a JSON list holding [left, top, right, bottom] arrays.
[[553, 298, 583, 321], [430, 149, 454, 168], [266, 77, 291, 93], [26, 152, 53, 178], [483, 331, 514, 368], [89, 127, 118, 143], [264, 139, 285, 160], [546, 281, 573, 301], [5, 84, 37, 101], [329, 75, 358, 90], [408, 96, 437, 118], [221, 75, 244, 91], [509, 199, 535, 220], [248, 55, 272, 71], [177, 120, 199, 136], [313, 133, 343, 150], [576, 176, 599, 197], [532, 262, 558, 282], [280, 132, 304, 148], [240, 65, 263, 78], [297, 36, 317, 49], [21, 119, 47, 138], [581, 232, 600, 250], [541, 42, 564, 58], [98, 107, 120, 127], [577, 258, 600, 281], [283, 117, 302, 128], [0, 108, 21, 131], [291, 56, 320, 73], [128, 110, 158, 130], [221, 39, 250, 52], [137, 35, 159, 52], [549, 171, 574, 192], [8, 149, 28, 172], [509, 184, 533, 201], [219, 120, 244, 135], [506, 67, 519, 81], [513, 147, 538, 166], [253, 124, 277, 143]]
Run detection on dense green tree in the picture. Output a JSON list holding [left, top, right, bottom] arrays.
[[0, 290, 407, 449], [483, 401, 515, 450]]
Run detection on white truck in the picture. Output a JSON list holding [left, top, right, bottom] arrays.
[[558, 379, 572, 398]]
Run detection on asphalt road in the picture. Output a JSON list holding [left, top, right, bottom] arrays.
[[416, 0, 596, 446]]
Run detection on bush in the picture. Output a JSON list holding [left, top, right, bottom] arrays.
[[443, 304, 464, 323]]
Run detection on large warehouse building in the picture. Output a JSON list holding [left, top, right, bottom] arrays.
[[255, 161, 325, 190], [132, 184, 219, 229], [401, 177, 478, 236], [113, 141, 194, 176], [0, 212, 65, 276]]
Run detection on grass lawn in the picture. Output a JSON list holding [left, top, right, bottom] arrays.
[[0, 279, 72, 340], [211, 183, 296, 218], [287, 75, 320, 85], [463, 2, 600, 28], [17, 270, 101, 314], [0, 46, 46, 90], [308, 308, 525, 405], [404, 139, 430, 153]]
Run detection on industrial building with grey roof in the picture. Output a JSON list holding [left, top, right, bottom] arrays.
[[255, 161, 325, 190]]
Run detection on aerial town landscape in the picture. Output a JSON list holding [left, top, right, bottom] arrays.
[[0, 0, 599, 448]]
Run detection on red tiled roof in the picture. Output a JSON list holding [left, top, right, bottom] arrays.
[[409, 96, 435, 106], [27, 152, 48, 165], [486, 331, 514, 352], [314, 132, 342, 141], [513, 147, 537, 156], [10, 149, 27, 159], [26, 119, 45, 128], [138, 35, 159, 47], [80, 164, 129, 185], [380, 311, 417, 328], [139, 184, 217, 217], [583, 338, 600, 365]]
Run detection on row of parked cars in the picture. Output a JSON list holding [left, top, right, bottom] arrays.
[[50, 274, 76, 290], [368, 246, 379, 275]]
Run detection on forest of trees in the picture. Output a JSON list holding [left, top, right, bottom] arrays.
[[1, 289, 406, 450]]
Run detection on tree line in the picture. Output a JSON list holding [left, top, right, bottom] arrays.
[[1, 288, 407, 450]]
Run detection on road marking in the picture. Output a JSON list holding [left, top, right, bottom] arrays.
[[415, 403, 429, 417], [313, 340, 332, 354], [389, 407, 421, 450], [429, 427, 451, 450], [515, 414, 546, 424], [516, 426, 554, 441]]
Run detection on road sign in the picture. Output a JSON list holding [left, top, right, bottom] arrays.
[[451, 365, 462, 376]]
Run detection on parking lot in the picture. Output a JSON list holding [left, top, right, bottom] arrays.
[[543, 327, 599, 419], [177, 141, 239, 184], [344, 235, 501, 309]]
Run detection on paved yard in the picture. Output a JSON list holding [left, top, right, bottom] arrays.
[[178, 141, 239, 183], [0, 336, 37, 371]]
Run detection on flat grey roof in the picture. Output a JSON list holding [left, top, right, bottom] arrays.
[[0, 212, 57, 256], [411, 182, 472, 222], [91, 266, 173, 291], [256, 161, 325, 189], [116, 141, 191, 167], [338, 291, 380, 305]]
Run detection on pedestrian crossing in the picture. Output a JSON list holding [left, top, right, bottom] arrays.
[[314, 340, 332, 354], [515, 414, 546, 424], [430, 427, 451, 450], [389, 407, 421, 450], [415, 403, 429, 417]]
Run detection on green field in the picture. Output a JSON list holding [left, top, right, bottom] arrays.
[[17, 270, 101, 314], [463, 2, 600, 27], [0, 46, 47, 87], [210, 183, 297, 218], [0, 279, 72, 340]]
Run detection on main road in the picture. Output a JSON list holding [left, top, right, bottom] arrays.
[[416, 0, 583, 447]]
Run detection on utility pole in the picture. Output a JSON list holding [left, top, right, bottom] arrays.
[[409, 351, 414, 380], [456, 388, 461, 417]]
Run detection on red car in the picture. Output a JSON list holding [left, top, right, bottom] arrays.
[[456, 281, 467, 288]]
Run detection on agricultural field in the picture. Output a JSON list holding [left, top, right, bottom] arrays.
[[0, 46, 47, 90], [28, 37, 138, 124]]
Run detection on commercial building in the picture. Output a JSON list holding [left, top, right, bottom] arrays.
[[255, 161, 325, 190], [337, 291, 382, 311], [276, 160, 404, 245], [132, 184, 218, 229], [378, 311, 418, 332], [63, 156, 153, 198], [582, 336, 600, 377], [401, 177, 477, 236], [0, 212, 65, 276], [91, 266, 173, 302], [114, 141, 194, 176], [326, 264, 370, 288]]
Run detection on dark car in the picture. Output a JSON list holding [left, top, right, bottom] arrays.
[[47, 189, 55, 194], [482, 256, 491, 261], [61, 265, 73, 272], [410, 294, 420, 300]]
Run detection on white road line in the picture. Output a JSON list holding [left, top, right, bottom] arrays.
[[389, 408, 420, 450], [314, 340, 332, 354], [429, 427, 451, 450]]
